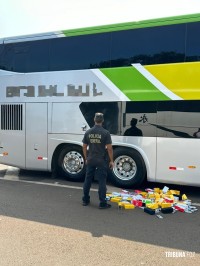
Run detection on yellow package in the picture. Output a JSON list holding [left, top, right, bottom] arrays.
[[111, 197, 122, 203], [148, 193, 155, 199], [126, 197, 133, 201], [146, 203, 159, 209], [158, 199, 164, 207], [182, 194, 187, 200], [170, 190, 180, 195], [154, 192, 160, 199], [124, 204, 135, 209], [140, 192, 147, 197], [161, 202, 172, 208], [166, 190, 172, 195]]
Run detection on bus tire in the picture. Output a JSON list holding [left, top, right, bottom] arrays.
[[57, 145, 86, 181], [110, 147, 146, 188]]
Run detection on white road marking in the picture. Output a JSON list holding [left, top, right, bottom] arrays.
[[1, 166, 99, 191], [1, 165, 200, 205], [0, 175, 99, 192]]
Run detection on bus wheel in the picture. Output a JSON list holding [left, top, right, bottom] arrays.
[[57, 145, 85, 181], [110, 147, 146, 188]]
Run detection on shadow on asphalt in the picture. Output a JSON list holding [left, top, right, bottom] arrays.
[[17, 168, 200, 200], [0, 168, 200, 253]]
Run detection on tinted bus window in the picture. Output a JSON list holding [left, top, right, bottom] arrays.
[[12, 42, 29, 72], [50, 33, 111, 71], [124, 101, 157, 137], [28, 39, 50, 72], [111, 24, 186, 67], [3, 40, 50, 73], [0, 44, 4, 69], [185, 22, 200, 62], [157, 100, 200, 138], [79, 102, 120, 134], [3, 43, 15, 71]]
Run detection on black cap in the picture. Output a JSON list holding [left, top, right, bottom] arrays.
[[94, 113, 104, 123]]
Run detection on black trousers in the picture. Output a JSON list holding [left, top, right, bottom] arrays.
[[83, 162, 108, 204]]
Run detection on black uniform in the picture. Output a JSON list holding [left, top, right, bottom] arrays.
[[82, 125, 112, 206]]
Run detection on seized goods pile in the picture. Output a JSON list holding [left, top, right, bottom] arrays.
[[106, 186, 198, 217]]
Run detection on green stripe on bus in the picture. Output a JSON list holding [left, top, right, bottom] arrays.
[[62, 13, 200, 37], [100, 67, 170, 101]]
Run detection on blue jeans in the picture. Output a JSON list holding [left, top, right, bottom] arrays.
[[83, 162, 108, 204]]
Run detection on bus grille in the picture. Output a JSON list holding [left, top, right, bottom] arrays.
[[1, 104, 23, 130]]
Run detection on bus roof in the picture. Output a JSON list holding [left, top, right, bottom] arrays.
[[2, 13, 200, 43]]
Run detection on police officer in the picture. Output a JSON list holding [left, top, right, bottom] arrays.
[[82, 112, 114, 209]]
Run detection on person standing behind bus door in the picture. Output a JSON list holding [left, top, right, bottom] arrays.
[[82, 113, 114, 209], [124, 118, 143, 136]]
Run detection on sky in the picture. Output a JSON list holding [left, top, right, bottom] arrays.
[[0, 0, 200, 38]]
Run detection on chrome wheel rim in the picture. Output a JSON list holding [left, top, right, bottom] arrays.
[[63, 151, 84, 174], [113, 155, 137, 181]]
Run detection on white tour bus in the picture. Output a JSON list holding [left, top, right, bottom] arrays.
[[0, 13, 200, 188]]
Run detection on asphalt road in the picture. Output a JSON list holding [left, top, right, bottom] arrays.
[[0, 165, 200, 266]]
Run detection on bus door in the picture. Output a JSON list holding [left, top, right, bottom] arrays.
[[25, 103, 48, 170], [121, 101, 157, 182], [156, 101, 200, 185]]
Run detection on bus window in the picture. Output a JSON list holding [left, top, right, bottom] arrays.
[[50, 32, 111, 71], [123, 101, 157, 137], [186, 21, 200, 62], [0, 44, 4, 70], [111, 24, 186, 67], [3, 39, 50, 73], [79, 102, 120, 135], [13, 42, 29, 72], [157, 100, 200, 138], [28, 39, 50, 72], [2, 43, 15, 71]]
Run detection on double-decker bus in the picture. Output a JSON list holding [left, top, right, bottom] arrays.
[[0, 13, 200, 188]]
